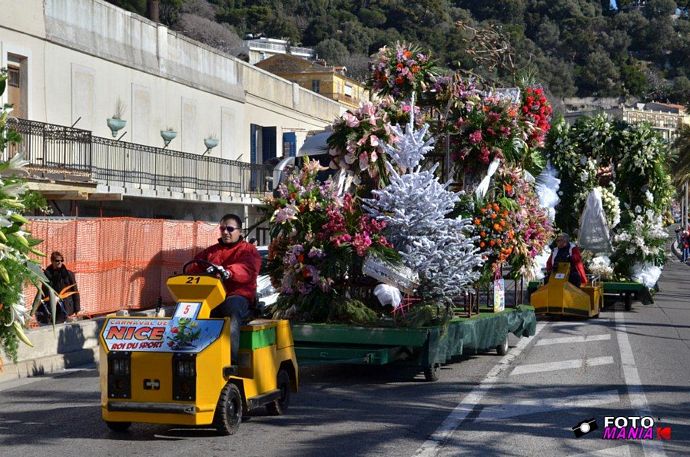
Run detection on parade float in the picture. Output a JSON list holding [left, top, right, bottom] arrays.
[[528, 114, 675, 310], [263, 44, 556, 380]]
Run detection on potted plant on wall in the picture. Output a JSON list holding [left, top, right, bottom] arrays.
[[160, 126, 177, 148], [107, 98, 127, 138]]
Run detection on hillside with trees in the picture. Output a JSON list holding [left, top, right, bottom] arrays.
[[107, 0, 690, 105]]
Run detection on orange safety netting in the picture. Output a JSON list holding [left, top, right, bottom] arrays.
[[23, 217, 220, 320]]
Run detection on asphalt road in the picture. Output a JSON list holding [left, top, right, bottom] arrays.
[[1, 255, 688, 457]]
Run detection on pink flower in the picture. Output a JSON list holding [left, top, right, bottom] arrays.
[[469, 130, 482, 144], [353, 232, 373, 256], [359, 152, 369, 171], [370, 135, 380, 147], [343, 112, 360, 128]]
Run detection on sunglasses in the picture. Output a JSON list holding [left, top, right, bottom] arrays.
[[53, 259, 64, 263], [219, 225, 239, 233]]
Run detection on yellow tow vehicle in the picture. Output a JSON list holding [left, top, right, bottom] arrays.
[[530, 262, 602, 318], [98, 259, 298, 435]]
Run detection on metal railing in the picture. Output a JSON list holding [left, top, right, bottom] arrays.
[[4, 118, 93, 175], [5, 118, 274, 195]]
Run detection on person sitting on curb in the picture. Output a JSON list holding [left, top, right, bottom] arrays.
[[37, 251, 80, 324]]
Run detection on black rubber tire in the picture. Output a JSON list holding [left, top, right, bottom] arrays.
[[424, 364, 440, 382], [624, 293, 632, 311], [105, 421, 131, 433], [496, 338, 509, 356], [266, 369, 291, 415], [213, 382, 243, 435]]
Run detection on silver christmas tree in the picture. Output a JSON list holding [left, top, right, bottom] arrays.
[[364, 113, 483, 303]]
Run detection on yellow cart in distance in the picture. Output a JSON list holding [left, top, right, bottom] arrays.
[[530, 262, 602, 318]]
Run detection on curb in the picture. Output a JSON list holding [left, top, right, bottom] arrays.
[[0, 348, 99, 384]]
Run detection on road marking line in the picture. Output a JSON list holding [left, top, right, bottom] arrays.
[[412, 322, 546, 457], [474, 389, 620, 422], [614, 311, 667, 457], [510, 356, 613, 376], [536, 334, 611, 346]]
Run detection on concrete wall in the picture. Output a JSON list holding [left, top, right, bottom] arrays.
[[0, 0, 343, 162], [0, 319, 103, 383]]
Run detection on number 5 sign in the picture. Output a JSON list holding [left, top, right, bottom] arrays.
[[174, 302, 201, 319]]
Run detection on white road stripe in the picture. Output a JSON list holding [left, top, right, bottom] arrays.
[[614, 311, 667, 457], [412, 322, 546, 457], [474, 390, 620, 422], [510, 356, 614, 376], [536, 334, 611, 346]]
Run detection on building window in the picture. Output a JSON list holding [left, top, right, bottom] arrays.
[[311, 79, 320, 93], [7, 67, 20, 87], [7, 54, 28, 119], [344, 84, 353, 97]]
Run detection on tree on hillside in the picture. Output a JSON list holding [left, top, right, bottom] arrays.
[[315, 39, 350, 66], [107, 0, 690, 104]]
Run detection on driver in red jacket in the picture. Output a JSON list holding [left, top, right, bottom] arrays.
[[546, 233, 587, 287], [189, 213, 262, 362]]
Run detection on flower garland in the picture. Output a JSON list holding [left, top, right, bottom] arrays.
[[447, 94, 521, 169], [266, 158, 396, 320], [598, 184, 621, 228], [472, 200, 517, 278], [327, 98, 424, 186], [369, 42, 438, 99], [611, 211, 668, 277], [520, 87, 553, 148], [586, 254, 615, 280], [495, 167, 553, 279]]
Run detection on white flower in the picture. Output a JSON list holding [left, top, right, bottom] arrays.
[[634, 205, 642, 214], [580, 170, 589, 182], [645, 190, 654, 203]]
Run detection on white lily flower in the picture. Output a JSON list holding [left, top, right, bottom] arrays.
[[8, 153, 29, 169]]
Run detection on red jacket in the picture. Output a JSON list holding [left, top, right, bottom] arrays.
[[546, 243, 587, 285], [189, 239, 262, 303]]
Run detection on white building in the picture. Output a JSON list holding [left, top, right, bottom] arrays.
[[241, 36, 316, 65], [0, 0, 344, 240]]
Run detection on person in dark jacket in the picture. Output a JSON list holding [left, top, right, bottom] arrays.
[[37, 251, 80, 324], [188, 214, 262, 362]]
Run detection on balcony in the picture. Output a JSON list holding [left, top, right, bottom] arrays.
[[243, 40, 316, 58], [3, 118, 274, 201]]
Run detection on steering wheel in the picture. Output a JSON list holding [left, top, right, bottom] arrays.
[[182, 259, 223, 276]]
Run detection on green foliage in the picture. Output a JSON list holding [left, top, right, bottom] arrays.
[[0, 69, 52, 362], [546, 112, 675, 274], [315, 39, 349, 66]]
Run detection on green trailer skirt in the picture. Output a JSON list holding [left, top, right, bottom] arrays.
[[291, 305, 536, 379]]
